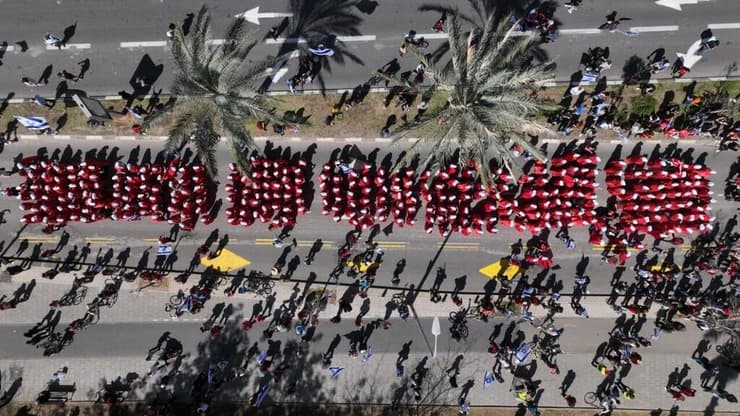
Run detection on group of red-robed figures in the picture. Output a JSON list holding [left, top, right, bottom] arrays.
[[110, 159, 216, 230], [319, 160, 426, 230], [319, 148, 601, 240], [225, 157, 310, 229], [10, 156, 108, 229], [604, 155, 714, 237], [8, 156, 215, 232]]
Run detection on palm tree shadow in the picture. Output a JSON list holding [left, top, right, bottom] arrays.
[[420, 0, 552, 65], [265, 0, 366, 94]]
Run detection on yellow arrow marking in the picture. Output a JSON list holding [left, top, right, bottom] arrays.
[[200, 248, 251, 272], [479, 259, 521, 280]]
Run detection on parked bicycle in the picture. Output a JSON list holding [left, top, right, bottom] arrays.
[[55, 281, 88, 307], [241, 273, 275, 297]]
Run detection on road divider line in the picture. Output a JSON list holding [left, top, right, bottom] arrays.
[[707, 23, 740, 30], [48, 43, 91, 50], [415, 33, 448, 40], [265, 35, 376, 45], [629, 25, 679, 32], [120, 41, 166, 48], [559, 28, 603, 35]]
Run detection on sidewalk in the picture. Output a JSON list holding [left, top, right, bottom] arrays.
[[3, 265, 645, 324]]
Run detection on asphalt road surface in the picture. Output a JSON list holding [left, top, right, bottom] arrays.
[[0, 137, 736, 297], [0, 0, 738, 98]]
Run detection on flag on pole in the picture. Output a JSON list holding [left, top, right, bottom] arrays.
[[14, 116, 49, 131], [483, 370, 495, 389]]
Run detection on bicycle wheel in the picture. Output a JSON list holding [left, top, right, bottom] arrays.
[[169, 294, 182, 305], [449, 311, 459, 322], [584, 392, 599, 407], [108, 292, 118, 307], [263, 279, 276, 291], [74, 287, 88, 305]]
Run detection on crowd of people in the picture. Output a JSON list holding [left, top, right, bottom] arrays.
[[225, 157, 311, 230], [319, 144, 601, 237], [7, 157, 216, 232], [110, 160, 216, 230]]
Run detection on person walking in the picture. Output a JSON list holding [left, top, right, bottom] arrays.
[[57, 70, 79, 82]]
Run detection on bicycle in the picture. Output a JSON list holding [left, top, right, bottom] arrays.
[[164, 290, 185, 316], [449, 320, 469, 340], [241, 275, 275, 297], [57, 285, 88, 307], [390, 291, 410, 320], [584, 391, 602, 408]]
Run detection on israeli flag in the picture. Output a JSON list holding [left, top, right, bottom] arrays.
[[157, 244, 173, 256], [15, 116, 50, 131], [309, 45, 335, 57], [483, 370, 495, 389], [514, 343, 532, 365]]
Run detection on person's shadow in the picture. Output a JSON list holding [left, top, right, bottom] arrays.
[[61, 22, 77, 47], [0, 377, 23, 405]]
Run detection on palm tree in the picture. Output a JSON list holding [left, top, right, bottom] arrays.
[[263, 0, 365, 92], [155, 5, 283, 177], [387, 12, 556, 185]]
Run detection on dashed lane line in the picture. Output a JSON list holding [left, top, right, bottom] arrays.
[[707, 23, 740, 30], [47, 43, 91, 50], [629, 25, 679, 32]]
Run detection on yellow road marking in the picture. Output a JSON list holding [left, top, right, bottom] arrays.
[[200, 248, 251, 272], [479, 259, 520, 280]]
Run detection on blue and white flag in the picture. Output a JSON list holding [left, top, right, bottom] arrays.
[[309, 45, 335, 57], [329, 366, 344, 378], [256, 350, 267, 366], [483, 370, 495, 389], [362, 347, 373, 363], [514, 343, 532, 365], [253, 384, 270, 408], [15, 116, 49, 131]]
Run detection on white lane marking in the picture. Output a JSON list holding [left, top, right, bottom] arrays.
[[317, 138, 335, 142], [375, 138, 392, 143], [19, 135, 39, 140], [120, 41, 166, 48], [85, 135, 104, 140], [559, 28, 603, 34], [47, 43, 91, 50], [708, 23, 740, 29], [0, 45, 15, 52], [345, 138, 362, 142], [53, 135, 71, 140], [265, 35, 377, 45], [629, 25, 679, 32], [119, 136, 136, 141], [415, 33, 448, 40], [290, 137, 302, 142]]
